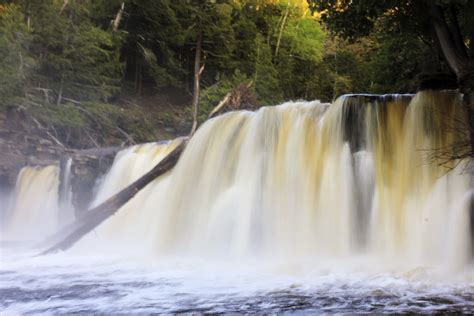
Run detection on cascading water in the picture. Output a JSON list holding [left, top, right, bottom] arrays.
[[58, 158, 74, 223], [78, 90, 472, 270], [2, 165, 62, 242], [2, 90, 473, 314], [76, 140, 181, 250]]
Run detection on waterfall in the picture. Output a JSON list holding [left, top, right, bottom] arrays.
[[2, 165, 61, 242], [3, 90, 471, 269], [59, 157, 74, 222], [77, 90, 472, 269]]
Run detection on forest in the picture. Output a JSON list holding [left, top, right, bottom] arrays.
[[2, 1, 474, 313], [2, 0, 471, 148]]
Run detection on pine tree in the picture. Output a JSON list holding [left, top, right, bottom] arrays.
[[0, 4, 32, 108], [28, 1, 122, 104]]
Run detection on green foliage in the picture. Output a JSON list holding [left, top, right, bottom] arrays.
[[29, 103, 87, 129], [123, 0, 185, 89], [29, 1, 122, 102], [307, 0, 474, 90], [283, 17, 325, 63], [284, 36, 372, 102], [253, 34, 283, 105], [0, 0, 331, 107], [2, 0, 419, 147], [0, 4, 31, 108], [308, 0, 423, 40], [85, 102, 159, 141], [368, 29, 441, 93], [29, 100, 162, 143]]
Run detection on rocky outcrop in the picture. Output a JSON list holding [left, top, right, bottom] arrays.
[[68, 151, 116, 212], [0, 107, 118, 212]]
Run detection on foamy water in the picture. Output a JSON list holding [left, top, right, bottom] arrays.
[[1, 92, 474, 313], [1, 250, 473, 314]]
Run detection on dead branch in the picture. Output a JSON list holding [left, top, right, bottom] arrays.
[[62, 97, 81, 105], [208, 82, 256, 119], [59, 0, 70, 15], [208, 92, 232, 119], [116, 127, 136, 145], [30, 116, 65, 148], [85, 130, 100, 148]]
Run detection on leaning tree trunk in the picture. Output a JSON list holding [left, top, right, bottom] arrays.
[[38, 79, 256, 254], [40, 138, 188, 254]]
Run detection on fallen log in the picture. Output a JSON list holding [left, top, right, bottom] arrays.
[[38, 81, 254, 254], [40, 137, 188, 254]]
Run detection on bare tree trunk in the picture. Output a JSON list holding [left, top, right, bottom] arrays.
[[208, 82, 254, 119], [274, 1, 291, 61], [25, 0, 31, 30], [116, 127, 136, 145], [425, 1, 474, 157], [59, 0, 70, 15], [113, 2, 125, 32], [40, 138, 188, 254], [30, 116, 65, 147], [190, 30, 203, 135], [208, 92, 232, 119], [426, 2, 474, 81]]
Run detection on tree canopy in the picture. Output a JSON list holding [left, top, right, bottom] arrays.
[[308, 0, 474, 89], [3, 0, 472, 148]]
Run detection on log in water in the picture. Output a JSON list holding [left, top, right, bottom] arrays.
[[1, 90, 473, 313]]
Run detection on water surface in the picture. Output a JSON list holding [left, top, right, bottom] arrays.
[[1, 250, 473, 314]]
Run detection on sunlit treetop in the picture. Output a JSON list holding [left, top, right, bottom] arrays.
[[307, 0, 474, 42], [233, 0, 313, 17]]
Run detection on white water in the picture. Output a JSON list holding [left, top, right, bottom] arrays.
[[77, 92, 472, 269], [0, 251, 472, 313], [58, 158, 74, 223], [1, 91, 473, 313], [1, 165, 62, 242]]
